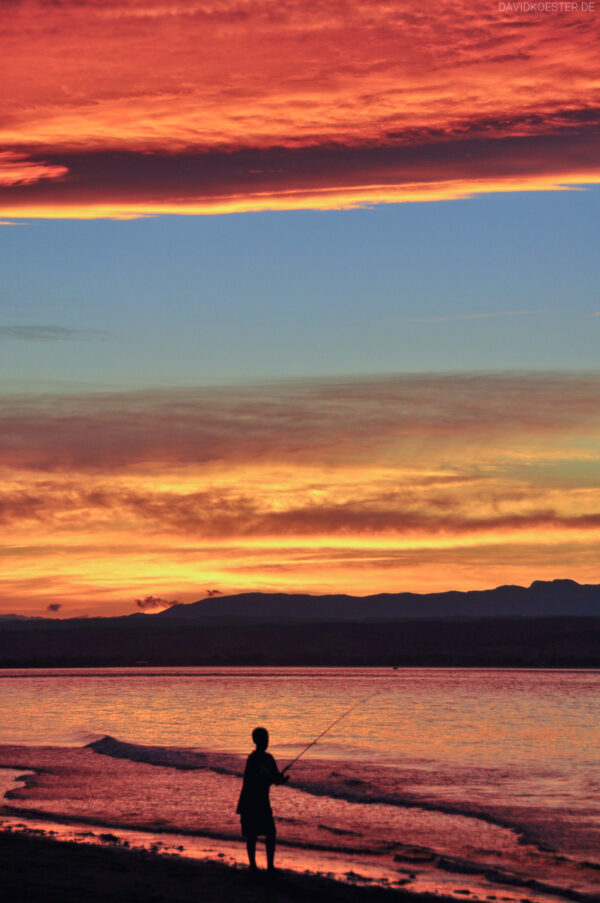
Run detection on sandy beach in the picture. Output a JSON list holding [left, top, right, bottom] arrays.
[[0, 829, 455, 903]]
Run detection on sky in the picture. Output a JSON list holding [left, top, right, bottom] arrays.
[[1, 0, 599, 616]]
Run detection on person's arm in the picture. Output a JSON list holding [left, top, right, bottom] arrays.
[[269, 754, 289, 785]]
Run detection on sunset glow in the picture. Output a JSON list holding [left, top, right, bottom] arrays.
[[2, 374, 599, 615]]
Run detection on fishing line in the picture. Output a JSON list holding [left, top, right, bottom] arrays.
[[281, 684, 390, 774]]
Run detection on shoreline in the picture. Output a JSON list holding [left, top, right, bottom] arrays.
[[0, 828, 453, 903], [2, 757, 598, 903], [0, 765, 472, 898]]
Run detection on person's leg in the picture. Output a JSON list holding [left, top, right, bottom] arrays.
[[246, 834, 257, 871], [265, 829, 276, 871]]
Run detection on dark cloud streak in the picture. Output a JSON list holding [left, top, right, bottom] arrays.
[[2, 128, 599, 213], [135, 595, 178, 610], [0, 325, 109, 342]]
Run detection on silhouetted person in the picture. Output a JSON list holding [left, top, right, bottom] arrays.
[[236, 726, 288, 872]]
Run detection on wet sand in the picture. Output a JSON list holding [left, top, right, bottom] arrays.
[[1, 744, 599, 903], [0, 829, 454, 903]]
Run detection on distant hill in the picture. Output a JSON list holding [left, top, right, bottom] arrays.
[[0, 580, 598, 667], [159, 579, 600, 621]]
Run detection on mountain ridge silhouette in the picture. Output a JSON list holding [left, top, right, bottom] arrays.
[[158, 578, 599, 621]]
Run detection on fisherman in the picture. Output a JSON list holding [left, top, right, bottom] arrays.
[[236, 726, 289, 873]]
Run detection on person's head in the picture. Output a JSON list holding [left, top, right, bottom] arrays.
[[252, 726, 269, 751]]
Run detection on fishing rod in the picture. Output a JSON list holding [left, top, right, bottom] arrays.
[[281, 687, 384, 774]]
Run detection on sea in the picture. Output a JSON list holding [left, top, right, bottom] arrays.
[[0, 667, 598, 901]]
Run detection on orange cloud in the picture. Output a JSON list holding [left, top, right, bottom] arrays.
[[1, 374, 599, 614], [0, 152, 68, 187], [2, 1, 599, 217]]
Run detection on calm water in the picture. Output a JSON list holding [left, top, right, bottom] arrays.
[[0, 668, 599, 900], [1, 666, 598, 766]]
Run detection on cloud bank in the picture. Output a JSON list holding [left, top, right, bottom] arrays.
[[1, 373, 599, 613], [0, 372, 599, 470], [2, 1, 598, 217]]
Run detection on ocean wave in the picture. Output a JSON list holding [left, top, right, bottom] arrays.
[[87, 735, 243, 775]]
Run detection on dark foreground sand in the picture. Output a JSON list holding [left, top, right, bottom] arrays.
[[0, 831, 455, 903]]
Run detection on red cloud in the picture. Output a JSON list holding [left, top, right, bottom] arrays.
[[0, 152, 68, 188], [1, 1, 598, 217]]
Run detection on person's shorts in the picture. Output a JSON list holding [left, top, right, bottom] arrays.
[[240, 812, 276, 837]]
